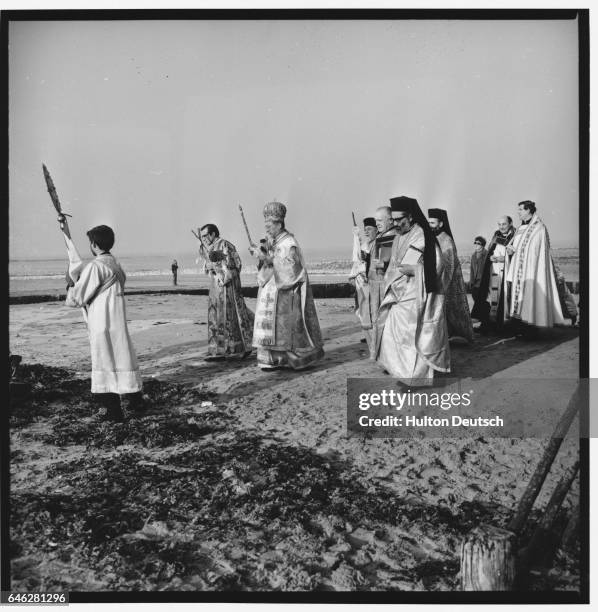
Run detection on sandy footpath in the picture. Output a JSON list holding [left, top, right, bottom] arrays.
[[8, 294, 581, 592]]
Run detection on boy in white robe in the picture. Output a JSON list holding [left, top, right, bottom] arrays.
[[65, 224, 143, 421]]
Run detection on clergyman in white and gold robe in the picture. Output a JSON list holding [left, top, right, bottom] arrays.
[[252, 201, 324, 370], [504, 205, 564, 328], [197, 228, 254, 359], [374, 197, 450, 386]]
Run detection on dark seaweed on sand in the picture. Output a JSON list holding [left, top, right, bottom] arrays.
[[10, 364, 580, 593]]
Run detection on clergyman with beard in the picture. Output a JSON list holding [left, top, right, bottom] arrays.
[[427, 208, 473, 343], [374, 196, 450, 386]]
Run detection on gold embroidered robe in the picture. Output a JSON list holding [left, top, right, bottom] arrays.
[[253, 231, 324, 369], [436, 231, 473, 342], [375, 224, 450, 385], [199, 237, 254, 357], [504, 215, 564, 327]]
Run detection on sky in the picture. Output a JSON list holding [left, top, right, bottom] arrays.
[[9, 17, 580, 259]]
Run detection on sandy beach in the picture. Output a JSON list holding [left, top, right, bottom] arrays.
[[9, 294, 581, 593]]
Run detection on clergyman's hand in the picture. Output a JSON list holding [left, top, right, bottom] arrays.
[[398, 264, 415, 277], [57, 214, 68, 232]]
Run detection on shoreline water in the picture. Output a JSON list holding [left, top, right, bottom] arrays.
[[9, 253, 579, 299], [9, 276, 580, 306]]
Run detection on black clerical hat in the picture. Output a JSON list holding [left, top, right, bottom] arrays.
[[363, 217, 376, 228], [389, 195, 420, 215], [427, 208, 444, 219]]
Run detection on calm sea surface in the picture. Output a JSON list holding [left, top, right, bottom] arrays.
[[9, 247, 580, 296]]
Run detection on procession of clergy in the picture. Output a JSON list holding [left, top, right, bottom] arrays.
[[63, 196, 577, 421]]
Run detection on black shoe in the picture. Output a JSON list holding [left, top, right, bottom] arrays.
[[93, 393, 124, 422], [121, 392, 146, 418], [360, 338, 367, 343], [95, 406, 125, 423]]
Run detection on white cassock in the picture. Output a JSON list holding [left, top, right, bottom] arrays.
[[66, 254, 142, 394], [504, 214, 564, 327]]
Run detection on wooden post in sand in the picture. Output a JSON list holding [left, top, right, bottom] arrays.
[[506, 385, 580, 535], [560, 503, 580, 552], [520, 461, 579, 569], [459, 384, 581, 591], [460, 524, 517, 591]]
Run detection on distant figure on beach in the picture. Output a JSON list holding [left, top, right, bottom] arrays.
[[473, 216, 515, 333], [171, 259, 179, 286], [504, 200, 565, 335], [349, 217, 377, 347], [367, 207, 399, 359], [468, 235, 489, 328], [374, 196, 450, 386], [198, 224, 254, 361], [428, 208, 473, 343], [64, 224, 143, 422], [250, 201, 324, 370]]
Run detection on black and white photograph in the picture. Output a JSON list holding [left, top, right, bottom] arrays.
[[3, 7, 590, 605]]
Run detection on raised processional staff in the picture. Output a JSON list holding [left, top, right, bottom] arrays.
[[43, 164, 85, 287], [238, 204, 257, 250]]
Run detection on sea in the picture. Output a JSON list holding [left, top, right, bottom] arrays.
[[9, 246, 580, 297]]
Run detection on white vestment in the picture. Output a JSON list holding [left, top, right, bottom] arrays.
[[66, 254, 142, 394], [375, 225, 450, 385], [504, 214, 564, 327]]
